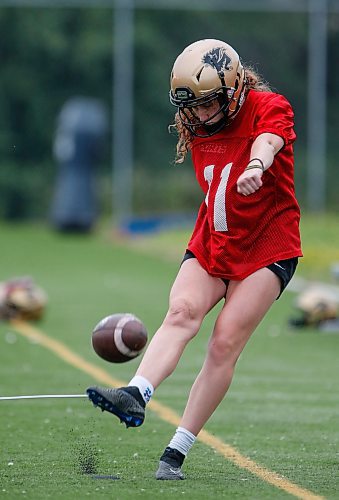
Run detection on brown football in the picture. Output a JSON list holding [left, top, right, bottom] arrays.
[[91, 313, 148, 363]]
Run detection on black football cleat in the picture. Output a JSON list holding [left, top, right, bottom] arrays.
[[86, 386, 145, 428]]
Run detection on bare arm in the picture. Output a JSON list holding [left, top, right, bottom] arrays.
[[236, 133, 284, 196]]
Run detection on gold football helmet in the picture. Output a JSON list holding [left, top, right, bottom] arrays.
[[0, 277, 47, 321], [170, 39, 247, 137], [291, 287, 338, 327]]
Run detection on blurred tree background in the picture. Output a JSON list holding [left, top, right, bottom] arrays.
[[0, 3, 338, 221]]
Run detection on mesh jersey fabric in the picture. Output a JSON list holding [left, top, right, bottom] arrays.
[[187, 90, 302, 280]]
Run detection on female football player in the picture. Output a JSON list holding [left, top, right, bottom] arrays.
[[87, 38, 302, 480]]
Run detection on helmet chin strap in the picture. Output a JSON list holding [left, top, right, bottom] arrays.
[[188, 97, 231, 137], [180, 110, 228, 138], [192, 73, 238, 137], [202, 115, 228, 135]]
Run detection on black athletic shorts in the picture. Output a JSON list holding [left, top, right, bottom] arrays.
[[182, 250, 298, 299]]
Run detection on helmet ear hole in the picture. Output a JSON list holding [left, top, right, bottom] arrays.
[[196, 67, 203, 82]]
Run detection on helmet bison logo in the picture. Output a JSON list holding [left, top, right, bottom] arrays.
[[202, 48, 232, 73]]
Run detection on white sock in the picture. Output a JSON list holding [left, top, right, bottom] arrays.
[[128, 375, 154, 404], [168, 426, 196, 456]]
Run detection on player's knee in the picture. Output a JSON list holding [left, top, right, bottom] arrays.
[[165, 297, 202, 333], [207, 335, 239, 367]]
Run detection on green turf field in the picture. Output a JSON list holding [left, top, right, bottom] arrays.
[[0, 214, 338, 499]]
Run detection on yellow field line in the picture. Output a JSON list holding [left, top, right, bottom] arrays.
[[10, 319, 324, 500]]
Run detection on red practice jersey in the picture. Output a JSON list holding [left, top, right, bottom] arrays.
[[187, 90, 303, 280]]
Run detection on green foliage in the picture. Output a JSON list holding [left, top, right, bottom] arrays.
[[0, 8, 112, 164], [0, 161, 55, 220], [0, 7, 113, 219], [0, 6, 338, 219], [133, 165, 202, 214]]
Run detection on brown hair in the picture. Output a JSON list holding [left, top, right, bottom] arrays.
[[169, 65, 272, 164]]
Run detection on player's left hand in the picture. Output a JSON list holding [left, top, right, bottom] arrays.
[[237, 168, 263, 196]]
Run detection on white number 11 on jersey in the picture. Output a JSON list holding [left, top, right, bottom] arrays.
[[204, 163, 232, 232]]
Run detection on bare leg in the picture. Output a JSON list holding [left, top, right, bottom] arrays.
[[135, 258, 226, 388], [179, 267, 281, 435], [86, 258, 227, 428]]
